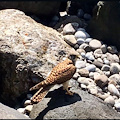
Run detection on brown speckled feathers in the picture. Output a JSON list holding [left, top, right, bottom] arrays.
[[30, 58, 76, 103]]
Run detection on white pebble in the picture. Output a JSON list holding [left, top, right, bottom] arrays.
[[108, 84, 120, 97], [75, 31, 90, 39], [25, 105, 33, 113], [85, 64, 96, 72], [24, 100, 31, 107], [17, 108, 25, 114]]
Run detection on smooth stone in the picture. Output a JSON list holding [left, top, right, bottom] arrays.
[[94, 49, 103, 58], [24, 100, 31, 107], [87, 84, 98, 95], [85, 38, 92, 43], [89, 39, 102, 50], [25, 105, 33, 113], [104, 71, 111, 77], [78, 77, 94, 86], [85, 64, 96, 72], [109, 74, 120, 85], [77, 27, 86, 31], [89, 72, 95, 79], [81, 52, 86, 58], [104, 96, 115, 106], [77, 9, 84, 18], [84, 13, 92, 20], [78, 68, 89, 77], [103, 58, 110, 65], [75, 31, 90, 39], [94, 74, 108, 88], [101, 65, 110, 71], [77, 38, 85, 45], [76, 48, 85, 54], [107, 46, 118, 54], [108, 84, 120, 97], [27, 94, 32, 99], [101, 44, 107, 53], [79, 43, 91, 52], [64, 35, 77, 46], [97, 58, 103, 63], [106, 53, 119, 63], [85, 52, 95, 61], [114, 103, 120, 111], [17, 108, 25, 114], [110, 63, 120, 74], [63, 22, 79, 35], [73, 72, 80, 80], [74, 43, 79, 50], [75, 60, 86, 69], [93, 60, 103, 68], [81, 83, 87, 89]]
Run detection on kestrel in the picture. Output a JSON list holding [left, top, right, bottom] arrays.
[[29, 52, 80, 103]]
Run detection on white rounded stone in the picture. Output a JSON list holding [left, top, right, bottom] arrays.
[[24, 100, 31, 107], [114, 103, 120, 111], [89, 39, 102, 50], [104, 96, 115, 106], [85, 52, 95, 61], [64, 35, 77, 46], [108, 84, 120, 97], [85, 38, 92, 43], [17, 108, 25, 114], [75, 60, 86, 69], [25, 105, 33, 113], [75, 31, 90, 39], [85, 64, 96, 72]]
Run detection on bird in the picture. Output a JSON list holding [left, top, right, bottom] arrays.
[[29, 51, 80, 104]]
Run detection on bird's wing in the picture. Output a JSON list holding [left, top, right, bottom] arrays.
[[31, 86, 52, 103]]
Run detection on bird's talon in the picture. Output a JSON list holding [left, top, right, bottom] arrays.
[[66, 91, 74, 96]]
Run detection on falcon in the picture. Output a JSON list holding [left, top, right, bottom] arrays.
[[29, 51, 80, 103]]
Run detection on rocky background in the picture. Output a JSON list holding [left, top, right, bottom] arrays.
[[0, 1, 120, 119]]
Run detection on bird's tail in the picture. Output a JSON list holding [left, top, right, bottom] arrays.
[[29, 80, 48, 91], [31, 86, 52, 103]]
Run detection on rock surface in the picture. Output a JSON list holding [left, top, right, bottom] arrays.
[[29, 86, 120, 119], [0, 103, 30, 119], [0, 9, 73, 106]]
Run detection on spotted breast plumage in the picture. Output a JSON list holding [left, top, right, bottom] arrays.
[[30, 52, 79, 103]]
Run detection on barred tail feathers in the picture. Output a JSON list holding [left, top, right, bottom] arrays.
[[31, 86, 51, 103], [29, 80, 48, 91]]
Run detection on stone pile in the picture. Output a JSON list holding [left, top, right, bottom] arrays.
[[60, 18, 120, 112]]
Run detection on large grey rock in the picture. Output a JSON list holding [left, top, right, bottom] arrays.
[[87, 1, 120, 50], [0, 103, 30, 119], [0, 9, 73, 105], [29, 87, 120, 119], [0, 1, 61, 17]]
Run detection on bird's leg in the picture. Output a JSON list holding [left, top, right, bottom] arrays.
[[62, 80, 74, 96]]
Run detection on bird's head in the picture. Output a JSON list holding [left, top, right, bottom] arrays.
[[67, 51, 80, 65]]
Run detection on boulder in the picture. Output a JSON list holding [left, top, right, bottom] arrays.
[[0, 9, 73, 106], [29, 86, 120, 119], [87, 1, 120, 50], [0, 103, 30, 119]]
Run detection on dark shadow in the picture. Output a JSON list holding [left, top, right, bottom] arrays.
[[36, 87, 81, 119]]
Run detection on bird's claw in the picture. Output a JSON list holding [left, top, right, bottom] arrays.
[[65, 90, 74, 96]]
